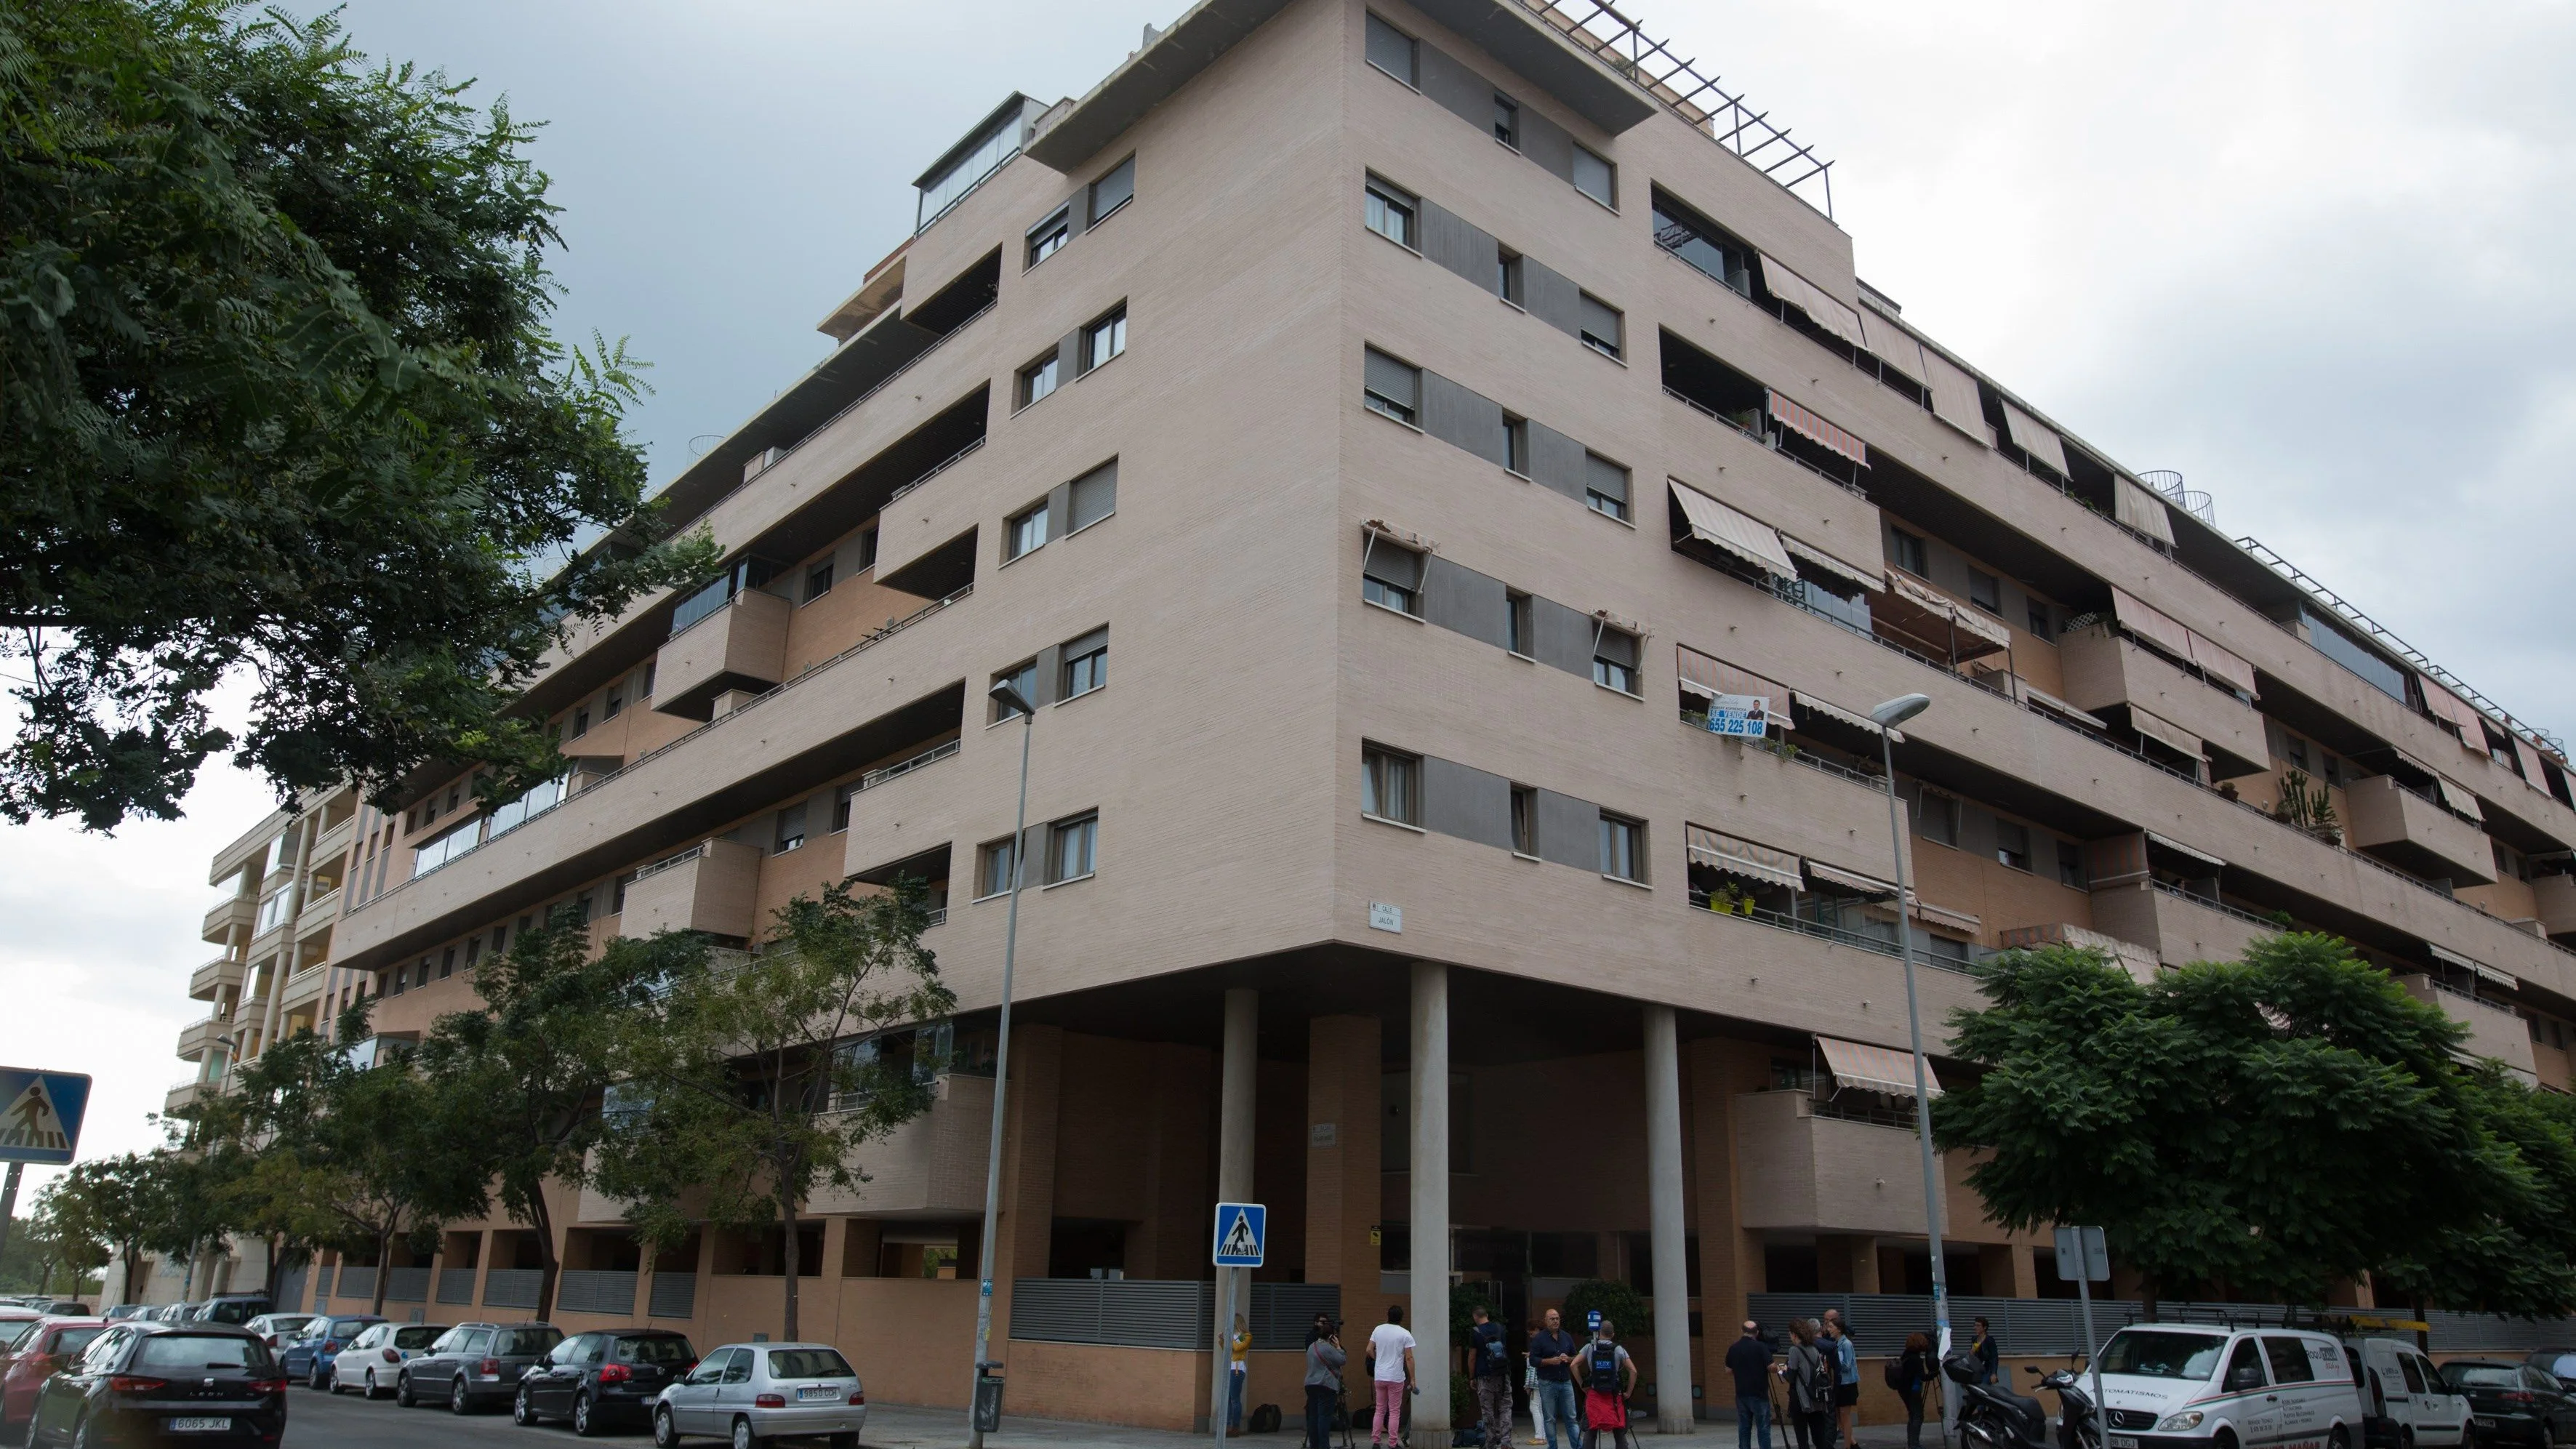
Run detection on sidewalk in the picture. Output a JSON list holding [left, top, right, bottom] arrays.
[[861, 1401, 1949, 1448]]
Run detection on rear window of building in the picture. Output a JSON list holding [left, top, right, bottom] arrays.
[[766, 1348, 854, 1379], [135, 1336, 271, 1372]]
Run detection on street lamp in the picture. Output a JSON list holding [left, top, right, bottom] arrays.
[[1869, 693, 1953, 1414], [966, 677, 1037, 1449]]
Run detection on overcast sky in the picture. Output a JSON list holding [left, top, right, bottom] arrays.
[[5, 0, 2570, 1200]]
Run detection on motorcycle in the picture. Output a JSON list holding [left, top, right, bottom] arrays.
[[1943, 1352, 2103, 1449]]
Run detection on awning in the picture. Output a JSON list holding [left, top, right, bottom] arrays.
[[1807, 860, 1896, 896], [2420, 676, 2490, 739], [1687, 824, 1804, 890], [2130, 706, 2206, 762], [1859, 308, 1926, 383], [2115, 478, 2178, 546], [2145, 830, 2225, 870], [1817, 1034, 1942, 1098], [1919, 345, 1990, 446], [1767, 390, 1867, 466], [2429, 943, 2518, 989], [1909, 899, 1981, 934], [1676, 646, 1786, 705], [1794, 690, 1902, 742], [1780, 533, 1885, 593], [2186, 632, 2259, 698], [1999, 398, 2071, 476], [2111, 586, 2196, 664], [1672, 481, 1797, 580], [1758, 253, 1865, 349], [2014, 679, 2111, 731], [1887, 574, 2012, 653], [2434, 775, 2484, 819], [1873, 573, 2007, 662]]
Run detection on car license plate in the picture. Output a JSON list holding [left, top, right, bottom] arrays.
[[798, 1384, 838, 1401], [2110, 1437, 2140, 1448], [167, 1418, 232, 1432]]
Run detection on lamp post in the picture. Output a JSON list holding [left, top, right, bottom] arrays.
[[967, 678, 1038, 1449], [1870, 691, 1951, 1432]]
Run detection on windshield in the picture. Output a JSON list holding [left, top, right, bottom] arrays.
[[328, 1320, 371, 1341], [2099, 1330, 2229, 1381], [134, 1336, 273, 1373], [49, 1328, 105, 1358], [2448, 1367, 2524, 1388], [766, 1348, 854, 1379], [497, 1328, 563, 1357], [0, 1321, 39, 1350], [393, 1327, 445, 1350], [617, 1336, 697, 1365]]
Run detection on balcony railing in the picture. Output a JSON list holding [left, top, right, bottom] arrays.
[[884, 434, 990, 507], [2151, 879, 2295, 934], [860, 738, 961, 790], [1687, 893, 1976, 976]]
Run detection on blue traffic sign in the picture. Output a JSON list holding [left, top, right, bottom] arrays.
[[0, 1068, 92, 1165], [1586, 1309, 1602, 1331], [1212, 1203, 1267, 1267]]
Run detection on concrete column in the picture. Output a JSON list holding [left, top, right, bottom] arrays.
[[1212, 988, 1257, 1434], [1409, 963, 1450, 1449], [1644, 1004, 1696, 1433]]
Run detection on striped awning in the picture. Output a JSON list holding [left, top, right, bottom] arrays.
[[1817, 1034, 1942, 1098], [1807, 860, 1896, 896], [1780, 533, 1885, 593], [1766, 390, 1868, 466], [1687, 824, 1804, 890], [1793, 691, 1902, 742], [2130, 706, 2206, 762], [1671, 481, 1797, 580], [1908, 898, 1981, 934]]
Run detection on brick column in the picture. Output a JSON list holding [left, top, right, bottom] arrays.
[[987, 1024, 1064, 1369], [1688, 1038, 1765, 1404], [1304, 1015, 1383, 1305]]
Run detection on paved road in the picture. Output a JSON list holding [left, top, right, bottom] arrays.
[[281, 1387, 641, 1446]]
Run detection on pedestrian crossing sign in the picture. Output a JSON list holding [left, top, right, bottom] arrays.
[[0, 1068, 92, 1165], [1212, 1203, 1266, 1267]]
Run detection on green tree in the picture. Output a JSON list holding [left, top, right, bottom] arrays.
[[47, 1153, 174, 1305], [1933, 934, 2529, 1309], [194, 1019, 362, 1305], [0, 0, 713, 829], [594, 880, 956, 1341], [2373, 1064, 2576, 1321], [415, 913, 697, 1320]]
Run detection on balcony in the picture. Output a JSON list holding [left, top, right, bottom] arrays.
[[176, 1013, 236, 1062], [1733, 1088, 1930, 1235], [653, 582, 791, 721], [295, 886, 342, 942], [280, 965, 328, 1012], [190, 955, 244, 1001], [2399, 974, 2537, 1077], [2055, 627, 2266, 776], [803, 1072, 995, 1216], [2085, 881, 2282, 969], [202, 895, 254, 944], [164, 1079, 204, 1115], [309, 811, 355, 867], [2534, 874, 2576, 940], [2345, 774, 2495, 885], [619, 838, 765, 941]]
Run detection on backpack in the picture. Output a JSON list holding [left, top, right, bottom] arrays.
[[1589, 1341, 1623, 1392], [1884, 1357, 1906, 1391]]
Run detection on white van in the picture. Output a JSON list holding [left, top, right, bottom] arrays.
[[2093, 1324, 2367, 1449], [2351, 1337, 2473, 1449]]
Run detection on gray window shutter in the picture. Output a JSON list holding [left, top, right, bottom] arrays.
[[1061, 194, 1088, 238], [1364, 13, 1416, 85], [1530, 597, 1594, 678], [1069, 460, 1118, 530], [1056, 329, 1083, 382], [1416, 42, 1488, 133], [1019, 824, 1048, 887], [1364, 348, 1420, 409], [1585, 452, 1630, 506], [1579, 293, 1624, 350], [1522, 258, 1582, 337], [1420, 372, 1506, 465], [1033, 644, 1063, 707], [1528, 422, 1588, 504], [1420, 755, 1514, 852], [1060, 626, 1108, 660], [1088, 156, 1135, 223], [1362, 541, 1422, 590], [1517, 107, 1576, 185], [1419, 200, 1500, 294], [1594, 627, 1639, 669], [1534, 789, 1598, 870], [1046, 479, 1075, 531], [1420, 556, 1509, 648]]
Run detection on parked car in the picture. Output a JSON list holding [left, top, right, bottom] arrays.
[[649, 1341, 864, 1449], [2353, 1336, 2473, 1449], [243, 1312, 316, 1349], [333, 1322, 447, 1398], [2529, 1353, 2576, 1390], [397, 1321, 561, 1413], [23, 1320, 288, 1448], [193, 1296, 270, 1328], [0, 1317, 108, 1437], [0, 1312, 44, 1354], [2091, 1323, 2364, 1449], [516, 1329, 697, 1436], [2444, 1360, 2576, 1448], [99, 1306, 147, 1322], [278, 1313, 385, 1386]]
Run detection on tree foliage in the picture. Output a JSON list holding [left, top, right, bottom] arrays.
[[0, 0, 713, 828], [1934, 934, 2568, 1313], [593, 880, 955, 1341], [44, 1154, 174, 1305]]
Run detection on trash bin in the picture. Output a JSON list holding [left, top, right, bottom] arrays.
[[974, 1362, 1005, 1434]]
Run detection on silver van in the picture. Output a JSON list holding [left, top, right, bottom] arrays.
[[651, 1342, 864, 1449]]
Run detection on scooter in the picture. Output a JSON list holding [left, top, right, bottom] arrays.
[[1943, 1353, 2103, 1449]]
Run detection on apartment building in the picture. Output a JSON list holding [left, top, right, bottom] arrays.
[[159, 0, 2576, 1431]]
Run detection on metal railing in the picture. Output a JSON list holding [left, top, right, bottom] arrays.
[[1661, 380, 1871, 501], [648, 1272, 696, 1320], [2151, 880, 2291, 934], [633, 843, 707, 883], [556, 1270, 638, 1317], [885, 434, 990, 507], [481, 1269, 542, 1309], [860, 737, 961, 790], [1688, 894, 1977, 977]]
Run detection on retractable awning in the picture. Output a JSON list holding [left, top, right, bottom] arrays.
[[2111, 586, 2196, 664], [1816, 1034, 1942, 1098], [1859, 309, 1925, 384], [1766, 390, 1868, 466], [2145, 831, 2224, 869], [1780, 533, 1885, 593], [1909, 899, 1981, 934], [2116, 478, 2178, 546], [1672, 481, 1797, 580], [2429, 943, 2517, 989], [2014, 680, 2110, 731], [1919, 345, 1989, 446], [2434, 776, 2484, 819], [1687, 824, 1804, 890], [1793, 691, 1902, 742], [2186, 631, 2258, 698], [2130, 706, 2206, 762], [1758, 254, 1864, 349], [1879, 574, 2010, 659], [1999, 398, 2071, 476], [1807, 860, 1896, 896]]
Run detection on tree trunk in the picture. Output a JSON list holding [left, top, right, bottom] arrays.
[[779, 1191, 801, 1343], [529, 1192, 561, 1322], [118, 1240, 139, 1306], [370, 1229, 392, 1316], [2412, 1295, 2431, 1352]]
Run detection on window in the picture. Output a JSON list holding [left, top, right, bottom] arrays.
[[639, 662, 656, 698], [2057, 840, 2087, 889], [775, 803, 807, 855], [1068, 462, 1117, 531], [1502, 414, 1529, 475], [992, 660, 1038, 721], [916, 103, 1030, 229], [977, 837, 1021, 899], [1087, 155, 1135, 225], [1018, 353, 1059, 408], [1571, 145, 1616, 206], [464, 936, 481, 969], [1578, 293, 1624, 360], [1506, 590, 1533, 656], [1511, 784, 1537, 856], [2028, 601, 2054, 638], [603, 686, 622, 720], [856, 528, 878, 573], [1363, 348, 1420, 424], [1584, 452, 1630, 521], [1492, 94, 1519, 148], [1362, 744, 1419, 824], [1364, 13, 1417, 85], [1059, 628, 1107, 699], [440, 947, 456, 979], [832, 782, 857, 833], [1968, 568, 2002, 615], [1890, 529, 1928, 577], [1592, 625, 1640, 695], [1081, 305, 1126, 372], [1006, 502, 1049, 561], [1496, 248, 1525, 305], [1995, 819, 2031, 872], [1917, 790, 1959, 847], [805, 561, 834, 602], [1048, 814, 1099, 883], [1364, 178, 1416, 249], [2261, 1338, 2316, 1386], [1599, 812, 1645, 881], [1361, 539, 1421, 616], [571, 706, 590, 739], [1652, 188, 1751, 296], [1027, 206, 1070, 267]]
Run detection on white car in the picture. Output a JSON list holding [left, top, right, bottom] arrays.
[[2093, 1324, 2366, 1449], [331, 1322, 448, 1398], [651, 1342, 865, 1449], [2354, 1337, 2474, 1449]]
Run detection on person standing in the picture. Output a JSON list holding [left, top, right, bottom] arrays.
[[1970, 1315, 2000, 1388], [1469, 1304, 1512, 1449], [1578, 1318, 1637, 1449], [1230, 1312, 1253, 1436], [1723, 1320, 1776, 1449], [1528, 1307, 1581, 1449], [1784, 1320, 1834, 1449], [1365, 1304, 1417, 1449], [1306, 1318, 1348, 1449], [1822, 1310, 1860, 1449], [1895, 1331, 1934, 1449]]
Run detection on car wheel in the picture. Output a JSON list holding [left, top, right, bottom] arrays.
[[515, 1384, 538, 1426], [654, 1407, 681, 1449], [830, 1434, 859, 1449], [731, 1414, 763, 1449], [452, 1376, 473, 1415], [2334, 1427, 2354, 1449], [310, 1361, 330, 1391], [70, 1416, 98, 1449], [574, 1392, 601, 1437], [396, 1372, 415, 1408]]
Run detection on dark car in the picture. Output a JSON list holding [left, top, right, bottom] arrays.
[[279, 1313, 385, 1386], [514, 1329, 697, 1435], [397, 1320, 561, 1413], [2532, 1352, 2576, 1389], [24, 1320, 287, 1448], [193, 1297, 271, 1328], [2446, 1360, 2576, 1448]]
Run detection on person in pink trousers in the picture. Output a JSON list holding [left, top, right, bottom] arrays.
[[1363, 1304, 1419, 1447]]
